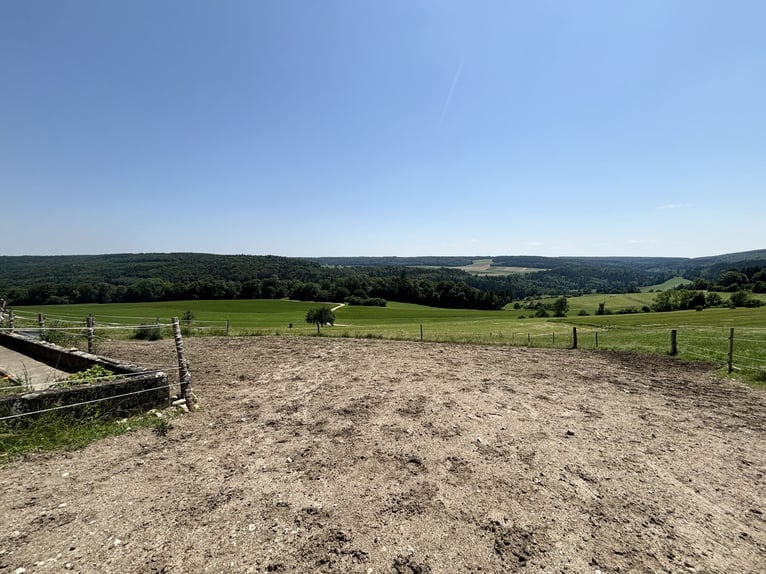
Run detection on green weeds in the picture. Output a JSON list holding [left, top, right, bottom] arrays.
[[0, 411, 160, 464]]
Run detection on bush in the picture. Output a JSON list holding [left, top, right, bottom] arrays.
[[616, 307, 640, 314], [346, 296, 387, 307], [729, 289, 761, 308], [132, 324, 162, 341]]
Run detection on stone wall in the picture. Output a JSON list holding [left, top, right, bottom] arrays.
[[0, 331, 170, 421]]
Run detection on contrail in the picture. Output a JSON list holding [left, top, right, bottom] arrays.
[[439, 58, 464, 127]]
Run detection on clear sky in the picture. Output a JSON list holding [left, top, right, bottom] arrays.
[[2, 1, 764, 258]]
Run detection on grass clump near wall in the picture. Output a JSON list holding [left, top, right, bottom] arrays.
[[0, 410, 160, 464]]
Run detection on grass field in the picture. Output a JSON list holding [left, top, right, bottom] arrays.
[[453, 258, 544, 275], [641, 276, 689, 291], [10, 297, 766, 385]]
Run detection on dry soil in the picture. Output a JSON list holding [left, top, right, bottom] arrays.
[[1, 337, 765, 573]]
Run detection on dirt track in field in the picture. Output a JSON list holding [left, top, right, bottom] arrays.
[[1, 337, 765, 573]]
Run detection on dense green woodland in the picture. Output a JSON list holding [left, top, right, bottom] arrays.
[[1, 250, 764, 310]]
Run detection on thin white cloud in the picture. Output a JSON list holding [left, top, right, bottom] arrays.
[[439, 58, 464, 127]]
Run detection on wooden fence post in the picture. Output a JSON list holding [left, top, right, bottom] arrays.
[[0, 299, 5, 325], [552, 332, 555, 346], [8, 310, 14, 331], [728, 327, 735, 373], [172, 317, 194, 410], [572, 327, 578, 349], [420, 324, 423, 341], [38, 313, 45, 329], [86, 315, 95, 353], [670, 329, 678, 356], [527, 333, 531, 346], [226, 320, 230, 336], [595, 331, 599, 348]]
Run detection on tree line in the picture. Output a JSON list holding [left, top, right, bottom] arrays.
[[2, 273, 507, 310], [1, 252, 764, 311]]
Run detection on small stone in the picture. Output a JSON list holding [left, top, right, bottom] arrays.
[[566, 430, 575, 437], [14, 568, 26, 574], [286, 457, 293, 463], [476, 437, 483, 443], [248, 524, 256, 532], [113, 538, 122, 546], [61, 472, 70, 478]]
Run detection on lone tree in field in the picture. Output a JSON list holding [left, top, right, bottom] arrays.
[[552, 296, 569, 317], [306, 306, 335, 334]]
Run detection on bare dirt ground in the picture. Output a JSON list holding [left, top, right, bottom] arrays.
[[1, 337, 765, 573]]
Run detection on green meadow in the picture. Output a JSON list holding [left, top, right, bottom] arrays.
[[12, 296, 766, 384]]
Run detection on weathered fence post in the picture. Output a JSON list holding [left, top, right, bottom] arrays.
[[420, 324, 423, 341], [670, 329, 678, 356], [38, 313, 45, 329], [572, 327, 578, 349], [527, 333, 531, 346], [552, 332, 555, 346], [8, 310, 14, 331], [0, 299, 5, 325], [172, 317, 194, 410], [226, 320, 230, 336], [86, 315, 95, 353], [728, 327, 735, 373], [595, 331, 599, 348]]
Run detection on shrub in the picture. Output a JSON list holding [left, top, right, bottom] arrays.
[[132, 324, 162, 341], [346, 296, 387, 307]]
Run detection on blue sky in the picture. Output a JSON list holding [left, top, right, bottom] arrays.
[[2, 1, 764, 258]]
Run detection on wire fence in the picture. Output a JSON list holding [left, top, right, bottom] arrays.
[[1, 311, 764, 423], [0, 312, 198, 422]]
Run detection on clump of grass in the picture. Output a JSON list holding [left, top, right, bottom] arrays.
[[152, 418, 174, 437], [39, 320, 81, 348], [56, 364, 115, 388], [0, 411, 159, 464]]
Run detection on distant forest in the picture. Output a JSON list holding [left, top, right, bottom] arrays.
[[1, 250, 765, 310]]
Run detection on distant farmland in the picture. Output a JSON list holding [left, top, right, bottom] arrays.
[[433, 258, 545, 275]]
